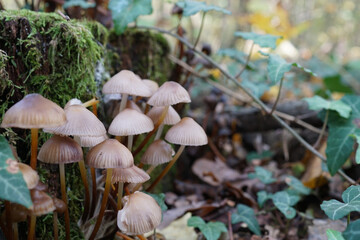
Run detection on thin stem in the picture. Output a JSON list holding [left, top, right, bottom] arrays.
[[119, 94, 129, 113], [92, 102, 98, 117], [116, 232, 135, 240], [117, 182, 124, 210], [13, 223, 18, 240], [313, 109, 329, 148], [128, 135, 134, 151], [27, 215, 36, 240], [133, 106, 169, 157], [59, 163, 70, 240], [137, 25, 356, 185], [53, 212, 58, 240], [270, 77, 285, 115], [78, 160, 90, 223], [89, 168, 113, 240], [115, 136, 122, 142], [144, 104, 151, 114], [235, 42, 254, 79], [137, 235, 147, 240], [82, 98, 99, 108], [228, 212, 234, 240], [147, 145, 185, 192], [133, 165, 156, 192], [193, 12, 206, 50], [30, 128, 38, 169], [347, 213, 351, 225], [154, 124, 164, 140], [5, 200, 13, 240]]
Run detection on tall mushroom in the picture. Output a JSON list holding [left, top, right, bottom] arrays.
[[1, 94, 66, 169]]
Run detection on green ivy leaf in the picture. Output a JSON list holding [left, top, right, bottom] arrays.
[[176, 1, 231, 16], [63, 0, 95, 9], [271, 191, 300, 219], [234, 32, 281, 49], [242, 80, 269, 98], [342, 219, 360, 240], [291, 63, 317, 76], [304, 95, 352, 118], [109, 0, 153, 34], [267, 54, 292, 85], [257, 191, 271, 208], [325, 95, 360, 175], [187, 216, 227, 240], [217, 48, 255, 69], [285, 176, 311, 195], [326, 229, 345, 240], [248, 166, 276, 184], [0, 136, 32, 208], [320, 185, 360, 220], [231, 204, 261, 235]]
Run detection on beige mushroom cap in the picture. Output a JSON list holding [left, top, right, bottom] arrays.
[[108, 165, 150, 184], [147, 81, 191, 106], [44, 105, 106, 136], [79, 134, 108, 148], [141, 140, 174, 166], [142, 79, 159, 95], [1, 93, 66, 129], [165, 117, 208, 146], [86, 139, 133, 169], [117, 191, 162, 235], [30, 190, 55, 216], [102, 70, 152, 97], [38, 135, 83, 164], [108, 109, 154, 136], [146, 106, 181, 125], [18, 163, 39, 189]]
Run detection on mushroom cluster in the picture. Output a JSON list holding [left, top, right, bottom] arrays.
[[0, 69, 207, 239]]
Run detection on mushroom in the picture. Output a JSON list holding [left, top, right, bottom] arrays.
[[146, 106, 181, 140], [147, 117, 207, 192], [1, 93, 66, 169]]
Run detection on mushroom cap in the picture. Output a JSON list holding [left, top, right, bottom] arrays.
[[1, 203, 29, 223], [125, 100, 142, 113], [146, 106, 181, 125], [165, 117, 208, 146], [102, 70, 152, 97], [108, 109, 154, 136], [1, 93, 66, 129], [64, 98, 82, 109], [141, 140, 174, 166], [86, 139, 133, 169], [18, 163, 39, 189], [117, 192, 162, 235], [53, 198, 67, 214], [147, 81, 191, 106], [30, 190, 55, 216], [34, 181, 48, 192], [38, 135, 83, 164], [44, 105, 106, 136], [79, 134, 108, 148], [142, 79, 159, 95], [107, 165, 150, 184]]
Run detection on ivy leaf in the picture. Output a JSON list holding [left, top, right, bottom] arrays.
[[231, 204, 261, 235], [320, 185, 360, 220], [271, 191, 300, 219], [242, 80, 269, 98], [234, 32, 281, 49], [267, 54, 292, 85], [176, 1, 231, 16], [0, 136, 32, 208], [257, 191, 272, 208], [109, 0, 153, 34], [285, 176, 311, 195], [292, 63, 317, 76], [248, 166, 276, 184], [342, 219, 360, 240], [63, 0, 95, 9], [325, 95, 360, 175], [326, 229, 345, 240], [304, 95, 352, 118], [188, 216, 227, 240]]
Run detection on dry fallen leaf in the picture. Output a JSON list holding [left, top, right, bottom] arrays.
[[156, 212, 197, 240]]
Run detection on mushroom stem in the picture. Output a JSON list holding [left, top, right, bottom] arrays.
[[89, 168, 113, 240], [119, 94, 129, 112], [117, 182, 124, 210], [78, 160, 90, 223], [92, 102, 98, 117], [133, 106, 169, 156], [27, 215, 36, 240], [127, 135, 134, 151], [137, 235, 147, 240], [90, 167, 97, 215], [147, 145, 185, 192], [82, 98, 99, 108], [30, 128, 39, 169], [144, 104, 151, 114], [154, 124, 164, 140], [116, 231, 135, 240], [5, 200, 13, 240], [13, 223, 18, 240], [53, 212, 58, 240], [59, 163, 70, 240], [133, 165, 156, 192]]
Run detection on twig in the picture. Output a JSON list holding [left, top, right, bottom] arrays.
[[208, 137, 226, 162], [313, 109, 329, 149], [57, 10, 70, 21], [139, 25, 356, 185], [116, 232, 135, 240], [193, 12, 206, 50], [270, 77, 284, 115], [228, 212, 234, 240], [235, 42, 254, 79]]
